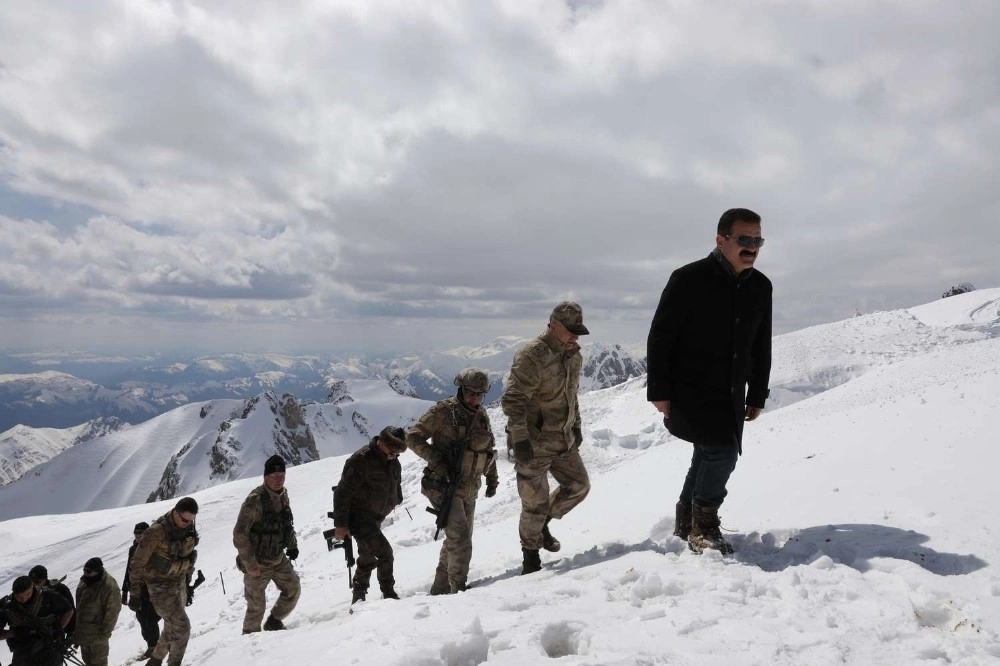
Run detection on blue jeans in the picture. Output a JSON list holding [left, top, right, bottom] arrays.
[[678, 440, 739, 507]]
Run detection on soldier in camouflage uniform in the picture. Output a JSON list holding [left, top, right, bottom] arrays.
[[233, 454, 300, 634], [333, 427, 406, 604], [503, 302, 592, 575], [407, 368, 499, 595], [128, 497, 200, 666], [73, 557, 121, 666]]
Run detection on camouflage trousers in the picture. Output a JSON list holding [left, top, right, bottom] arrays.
[[430, 495, 477, 594], [147, 579, 190, 666], [352, 526, 395, 592], [79, 640, 110, 666], [516, 447, 590, 550], [242, 556, 301, 632]]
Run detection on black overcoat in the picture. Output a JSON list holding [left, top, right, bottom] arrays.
[[646, 253, 772, 448]]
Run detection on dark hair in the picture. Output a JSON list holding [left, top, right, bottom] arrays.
[[717, 208, 761, 236], [28, 565, 47, 582], [174, 497, 199, 515], [12, 576, 33, 594]]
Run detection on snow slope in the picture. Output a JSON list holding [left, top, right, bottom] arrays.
[[1, 291, 999, 664]]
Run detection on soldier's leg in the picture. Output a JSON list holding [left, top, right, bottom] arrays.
[[692, 442, 738, 507], [429, 545, 450, 595], [516, 456, 552, 550], [138, 589, 161, 648], [267, 557, 301, 621], [81, 641, 110, 666], [147, 581, 191, 664], [444, 496, 476, 592], [241, 568, 273, 633], [352, 534, 377, 592], [547, 448, 591, 519], [370, 528, 396, 592], [678, 444, 701, 505]]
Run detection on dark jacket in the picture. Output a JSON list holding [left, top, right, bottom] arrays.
[[1, 588, 73, 661], [334, 440, 403, 534], [647, 252, 772, 448], [122, 540, 139, 600]]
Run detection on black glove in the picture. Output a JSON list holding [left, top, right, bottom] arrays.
[[572, 426, 583, 450], [512, 440, 533, 464], [186, 585, 195, 606], [286, 547, 299, 561], [128, 593, 142, 613], [485, 483, 497, 498]]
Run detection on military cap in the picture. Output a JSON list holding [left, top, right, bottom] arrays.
[[550, 301, 589, 335], [378, 426, 407, 454]]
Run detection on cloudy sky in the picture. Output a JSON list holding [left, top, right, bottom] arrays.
[[1, 0, 998, 355]]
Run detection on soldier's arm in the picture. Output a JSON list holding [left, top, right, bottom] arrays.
[[483, 417, 499, 486], [502, 348, 542, 443], [405, 404, 445, 461], [332, 461, 361, 527], [232, 496, 263, 571], [103, 579, 121, 636], [285, 495, 299, 551]]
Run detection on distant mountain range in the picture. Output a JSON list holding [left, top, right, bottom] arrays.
[[0, 338, 646, 432]]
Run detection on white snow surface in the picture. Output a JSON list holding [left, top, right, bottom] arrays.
[[2, 292, 1000, 664]]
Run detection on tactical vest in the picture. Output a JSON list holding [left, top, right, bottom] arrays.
[[249, 489, 293, 560], [147, 516, 199, 579]]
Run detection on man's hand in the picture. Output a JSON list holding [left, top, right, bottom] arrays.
[[512, 440, 533, 464], [485, 483, 497, 498], [651, 400, 671, 418], [571, 426, 583, 450], [286, 547, 299, 561], [186, 585, 195, 606], [745, 406, 763, 422], [127, 594, 142, 613], [334, 526, 350, 540]]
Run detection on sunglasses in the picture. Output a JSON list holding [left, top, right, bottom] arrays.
[[724, 234, 765, 248]]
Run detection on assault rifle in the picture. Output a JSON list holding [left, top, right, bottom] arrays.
[[0, 594, 83, 666], [426, 440, 468, 540], [185, 569, 206, 606], [322, 485, 355, 588]]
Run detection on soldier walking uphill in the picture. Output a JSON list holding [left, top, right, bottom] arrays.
[[122, 522, 160, 659], [128, 497, 200, 666], [233, 455, 301, 634], [74, 557, 121, 666], [333, 427, 407, 604], [503, 302, 592, 575], [0, 575, 74, 666], [407, 368, 499, 595]]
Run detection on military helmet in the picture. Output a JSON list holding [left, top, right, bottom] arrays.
[[453, 368, 491, 394]]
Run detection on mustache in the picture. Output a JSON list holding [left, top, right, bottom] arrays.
[[739, 250, 757, 257]]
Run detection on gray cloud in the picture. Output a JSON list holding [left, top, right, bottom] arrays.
[[1, 1, 998, 354]]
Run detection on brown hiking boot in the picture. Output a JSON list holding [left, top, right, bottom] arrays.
[[521, 547, 541, 575], [673, 501, 692, 540], [263, 615, 286, 631], [541, 519, 561, 553], [688, 502, 734, 555]]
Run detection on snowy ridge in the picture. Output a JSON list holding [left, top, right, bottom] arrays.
[[0, 416, 131, 486]]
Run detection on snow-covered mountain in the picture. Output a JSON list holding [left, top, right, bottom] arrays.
[[1, 289, 998, 665], [0, 339, 646, 431], [0, 380, 433, 519], [0, 415, 131, 486]]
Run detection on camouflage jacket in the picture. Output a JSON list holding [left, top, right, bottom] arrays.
[[128, 510, 199, 588], [407, 397, 498, 499], [73, 571, 121, 644], [502, 330, 583, 454], [233, 484, 297, 570], [333, 440, 402, 527]]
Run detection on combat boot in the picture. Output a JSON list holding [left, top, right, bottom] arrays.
[[351, 586, 367, 604], [380, 585, 400, 600], [688, 502, 733, 555], [263, 615, 286, 631], [521, 547, 541, 575], [146, 659, 163, 666], [541, 517, 561, 553], [673, 501, 692, 540]]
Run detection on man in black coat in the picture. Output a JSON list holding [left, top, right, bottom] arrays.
[[121, 521, 160, 658], [646, 207, 772, 554]]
